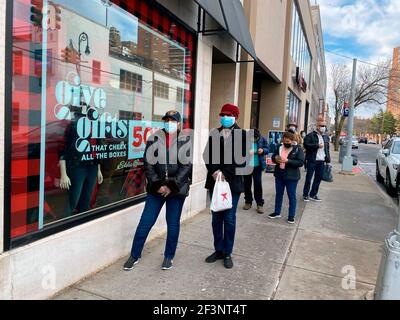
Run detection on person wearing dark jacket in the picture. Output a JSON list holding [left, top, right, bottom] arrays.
[[243, 128, 269, 214], [123, 110, 193, 271], [269, 132, 305, 224], [302, 120, 331, 202], [203, 103, 248, 269]]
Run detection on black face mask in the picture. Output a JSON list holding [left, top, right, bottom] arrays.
[[284, 143, 292, 148]]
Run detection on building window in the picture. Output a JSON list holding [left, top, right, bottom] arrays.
[[92, 60, 101, 84], [8, 0, 195, 247], [119, 110, 142, 121], [286, 90, 301, 125], [120, 69, 143, 93], [154, 80, 169, 99], [290, 1, 312, 85]]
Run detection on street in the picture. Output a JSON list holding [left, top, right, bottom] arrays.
[[352, 143, 398, 205]]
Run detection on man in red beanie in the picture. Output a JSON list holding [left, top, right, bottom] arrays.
[[203, 103, 248, 269]]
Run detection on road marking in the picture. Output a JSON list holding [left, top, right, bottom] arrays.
[[358, 162, 375, 165]]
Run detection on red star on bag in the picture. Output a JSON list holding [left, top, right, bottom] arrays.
[[221, 193, 228, 201]]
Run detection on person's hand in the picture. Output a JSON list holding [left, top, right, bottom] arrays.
[[249, 149, 255, 156], [97, 169, 103, 184], [282, 158, 289, 164], [60, 174, 71, 190], [158, 186, 166, 194], [160, 186, 171, 197], [212, 170, 225, 181], [258, 148, 264, 155], [275, 156, 282, 164], [319, 143, 324, 149]]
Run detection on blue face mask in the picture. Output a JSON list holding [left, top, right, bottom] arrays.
[[164, 122, 178, 133], [220, 116, 235, 128]]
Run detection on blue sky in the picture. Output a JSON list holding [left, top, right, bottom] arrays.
[[56, 0, 138, 43], [318, 0, 400, 118]]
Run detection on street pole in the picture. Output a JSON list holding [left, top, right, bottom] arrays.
[[341, 58, 357, 172]]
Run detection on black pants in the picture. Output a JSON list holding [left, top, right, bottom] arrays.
[[66, 165, 98, 217], [303, 160, 324, 198], [244, 166, 264, 206]]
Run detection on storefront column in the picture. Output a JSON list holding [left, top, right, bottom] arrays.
[[191, 35, 213, 186], [0, 0, 6, 254]]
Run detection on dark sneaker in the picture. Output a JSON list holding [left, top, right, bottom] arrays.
[[205, 251, 225, 263], [123, 256, 140, 271], [243, 203, 252, 210], [310, 196, 322, 202], [161, 258, 173, 270], [268, 212, 281, 219], [288, 217, 295, 224], [224, 255, 234, 269], [303, 196, 310, 202]]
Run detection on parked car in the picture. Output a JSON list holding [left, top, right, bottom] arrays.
[[368, 139, 377, 144], [359, 137, 368, 144], [376, 138, 400, 196]]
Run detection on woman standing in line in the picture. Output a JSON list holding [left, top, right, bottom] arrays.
[[268, 132, 304, 224]]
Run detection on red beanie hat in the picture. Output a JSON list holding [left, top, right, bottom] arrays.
[[219, 104, 240, 119]]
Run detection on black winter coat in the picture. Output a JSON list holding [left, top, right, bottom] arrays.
[[203, 124, 248, 194], [144, 129, 193, 197], [303, 131, 331, 163], [272, 145, 305, 180]]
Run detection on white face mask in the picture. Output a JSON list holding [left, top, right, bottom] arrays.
[[319, 127, 326, 134]]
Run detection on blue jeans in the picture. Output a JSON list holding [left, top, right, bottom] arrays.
[[303, 160, 324, 198], [210, 192, 241, 256], [130, 193, 186, 260], [274, 175, 298, 219], [244, 166, 264, 206]]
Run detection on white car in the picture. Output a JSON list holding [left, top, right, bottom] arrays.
[[352, 138, 359, 149], [376, 138, 400, 196]]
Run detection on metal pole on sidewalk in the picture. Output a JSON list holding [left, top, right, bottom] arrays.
[[375, 202, 400, 300], [341, 58, 357, 172]]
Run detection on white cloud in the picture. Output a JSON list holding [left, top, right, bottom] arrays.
[[319, 0, 400, 58], [319, 0, 400, 118]]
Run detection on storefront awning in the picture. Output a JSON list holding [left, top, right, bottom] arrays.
[[194, 0, 227, 29], [195, 0, 257, 61]]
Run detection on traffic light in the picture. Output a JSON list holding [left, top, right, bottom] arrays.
[[54, 5, 61, 30], [30, 0, 43, 28], [61, 47, 80, 64]]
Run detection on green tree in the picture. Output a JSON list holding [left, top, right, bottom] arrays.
[[370, 110, 397, 135]]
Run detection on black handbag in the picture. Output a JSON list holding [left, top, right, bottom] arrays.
[[322, 164, 333, 182]]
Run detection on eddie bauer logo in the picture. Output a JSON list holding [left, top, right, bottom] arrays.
[[116, 159, 144, 170], [54, 73, 129, 154]]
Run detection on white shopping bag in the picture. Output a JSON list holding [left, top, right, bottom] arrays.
[[210, 172, 233, 212]]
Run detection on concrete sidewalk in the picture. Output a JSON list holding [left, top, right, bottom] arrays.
[[53, 150, 398, 300]]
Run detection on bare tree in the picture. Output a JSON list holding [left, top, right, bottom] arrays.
[[329, 59, 400, 151]]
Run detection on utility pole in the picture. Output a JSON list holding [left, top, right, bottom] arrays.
[[341, 58, 357, 172]]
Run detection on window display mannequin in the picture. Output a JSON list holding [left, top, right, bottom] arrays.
[[59, 105, 103, 217]]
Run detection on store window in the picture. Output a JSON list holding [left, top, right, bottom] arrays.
[[286, 90, 301, 125], [8, 0, 195, 244], [290, 1, 311, 85]]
